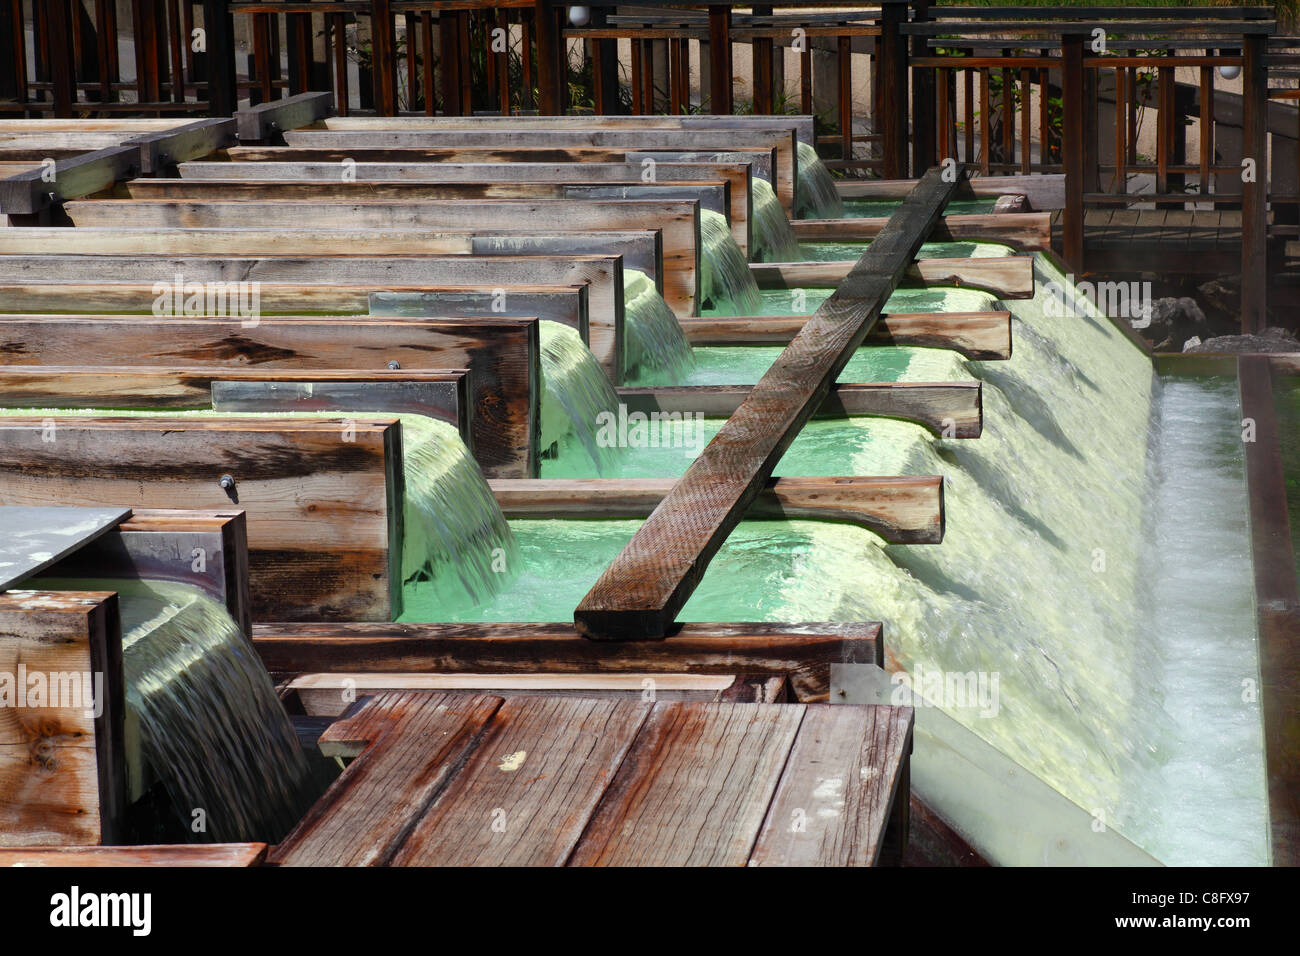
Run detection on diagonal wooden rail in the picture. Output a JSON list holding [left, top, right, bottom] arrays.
[[574, 164, 967, 640]]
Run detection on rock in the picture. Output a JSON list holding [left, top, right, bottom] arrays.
[[1182, 336, 1202, 352], [1141, 296, 1208, 348], [1197, 275, 1240, 319], [1183, 326, 1300, 353]]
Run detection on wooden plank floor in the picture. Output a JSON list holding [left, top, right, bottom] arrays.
[[1050, 208, 1242, 252], [270, 690, 913, 867]]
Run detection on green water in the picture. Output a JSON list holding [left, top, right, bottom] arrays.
[[794, 142, 845, 219], [843, 197, 998, 218], [539, 319, 622, 471], [800, 239, 1015, 264], [699, 209, 763, 314], [751, 177, 801, 262], [622, 268, 695, 381]]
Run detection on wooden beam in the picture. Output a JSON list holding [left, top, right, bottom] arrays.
[[835, 173, 1066, 211], [0, 843, 267, 866], [490, 476, 945, 544], [574, 166, 965, 640], [617, 381, 983, 437], [0, 315, 538, 479], [751, 256, 1035, 298], [0, 144, 139, 216], [126, 118, 237, 174], [678, 311, 1013, 360], [790, 212, 1052, 252], [234, 91, 333, 143], [251, 621, 883, 703]]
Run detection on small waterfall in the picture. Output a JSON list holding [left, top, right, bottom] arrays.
[[750, 177, 801, 262], [795, 141, 845, 219], [36, 576, 314, 843], [398, 414, 519, 606], [699, 210, 763, 316], [623, 268, 695, 383], [538, 319, 622, 471]]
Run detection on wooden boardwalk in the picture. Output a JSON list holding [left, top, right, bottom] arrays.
[[270, 690, 914, 867], [1050, 208, 1242, 272]]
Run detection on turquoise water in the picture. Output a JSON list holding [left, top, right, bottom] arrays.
[[843, 197, 998, 218], [794, 142, 845, 219]]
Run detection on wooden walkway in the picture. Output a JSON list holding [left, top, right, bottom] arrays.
[[1050, 208, 1242, 271], [270, 690, 914, 867]]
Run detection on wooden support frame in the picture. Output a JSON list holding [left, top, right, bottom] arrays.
[[251, 621, 883, 704], [751, 256, 1036, 299], [0, 315, 539, 480], [790, 212, 1052, 252], [234, 91, 333, 144], [0, 144, 139, 217], [0, 416, 405, 622], [574, 167, 967, 641]]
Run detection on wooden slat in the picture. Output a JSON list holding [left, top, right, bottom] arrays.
[[0, 843, 267, 866], [252, 621, 882, 703], [749, 704, 912, 866], [390, 697, 650, 866], [617, 381, 983, 437], [574, 166, 965, 640], [490, 475, 944, 544], [835, 173, 1066, 210], [271, 692, 503, 866], [568, 701, 805, 865], [234, 90, 333, 142], [790, 212, 1051, 251], [679, 311, 1013, 360], [752, 256, 1035, 298]]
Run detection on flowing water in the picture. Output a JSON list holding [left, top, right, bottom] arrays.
[[795, 141, 845, 219], [31, 576, 313, 843], [751, 177, 801, 262], [539, 320, 622, 472], [842, 197, 998, 218], [699, 210, 763, 315], [622, 269, 695, 384], [407, 253, 1268, 864]]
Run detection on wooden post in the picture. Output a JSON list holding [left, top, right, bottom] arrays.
[[573, 166, 965, 640], [534, 0, 562, 115], [1241, 34, 1268, 334], [838, 35, 852, 161], [753, 4, 773, 115], [46, 0, 77, 116], [201, 0, 237, 117], [708, 6, 732, 114], [370, 0, 398, 115], [911, 0, 936, 171], [879, 0, 909, 178], [1061, 33, 1084, 272], [591, 7, 620, 115], [439, 11, 460, 116]]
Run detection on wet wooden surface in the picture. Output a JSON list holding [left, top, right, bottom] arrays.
[[270, 690, 913, 867]]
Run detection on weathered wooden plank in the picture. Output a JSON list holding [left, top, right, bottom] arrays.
[[617, 381, 983, 437], [0, 843, 268, 866], [0, 367, 472, 450], [751, 256, 1035, 299], [679, 311, 1013, 360], [370, 287, 591, 349], [389, 697, 650, 866], [126, 118, 237, 174], [567, 701, 805, 865], [0, 417, 403, 622], [287, 673, 769, 715], [790, 212, 1051, 251], [0, 315, 538, 479], [0, 145, 139, 216], [235, 91, 334, 143], [574, 167, 965, 640], [271, 692, 503, 866], [252, 621, 882, 702], [0, 590, 125, 847], [749, 704, 913, 866], [836, 173, 1066, 211], [489, 476, 945, 544]]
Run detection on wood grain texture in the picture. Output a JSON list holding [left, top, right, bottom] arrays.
[[389, 696, 650, 866], [62, 200, 691, 320], [574, 167, 964, 640], [271, 691, 502, 866], [0, 590, 124, 847], [749, 704, 913, 866], [490, 476, 944, 544], [791, 212, 1051, 251], [0, 842, 268, 867], [679, 311, 1013, 360], [751, 256, 1035, 298], [0, 417, 402, 622], [567, 701, 805, 866], [836, 173, 1066, 210], [252, 621, 883, 703], [0, 316, 537, 479]]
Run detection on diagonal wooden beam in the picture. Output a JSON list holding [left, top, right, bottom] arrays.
[[574, 165, 966, 640]]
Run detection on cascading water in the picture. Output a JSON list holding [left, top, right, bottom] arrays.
[[751, 177, 801, 262], [623, 269, 695, 384], [32, 576, 313, 843], [0, 408, 517, 610], [794, 141, 845, 219], [699, 210, 763, 315], [538, 319, 622, 471]]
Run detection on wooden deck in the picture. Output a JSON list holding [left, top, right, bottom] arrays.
[[270, 690, 914, 867], [1050, 208, 1242, 272]]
